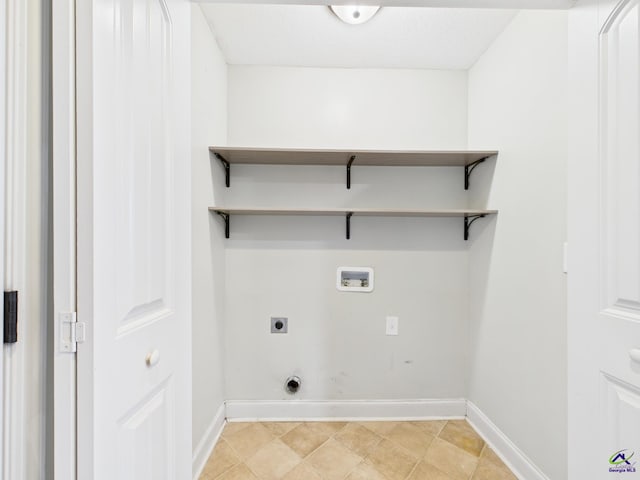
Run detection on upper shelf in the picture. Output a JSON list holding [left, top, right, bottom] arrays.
[[209, 146, 499, 189], [209, 146, 498, 166], [209, 207, 497, 216]]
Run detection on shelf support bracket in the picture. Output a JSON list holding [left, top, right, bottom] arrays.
[[464, 214, 486, 241], [464, 157, 489, 190], [215, 211, 230, 238], [346, 212, 353, 239], [215, 153, 231, 188], [346, 155, 356, 189]]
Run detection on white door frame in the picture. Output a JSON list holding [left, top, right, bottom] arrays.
[[0, 0, 6, 475], [567, 0, 600, 475], [52, 0, 77, 478], [3, 0, 28, 477]]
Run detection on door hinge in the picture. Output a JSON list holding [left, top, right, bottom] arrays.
[[4, 291, 18, 344], [59, 312, 85, 353]]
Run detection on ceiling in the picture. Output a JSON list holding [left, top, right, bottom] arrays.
[[198, 0, 573, 8], [200, 5, 520, 70]]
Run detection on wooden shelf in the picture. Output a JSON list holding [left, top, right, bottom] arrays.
[[209, 146, 498, 189], [209, 207, 496, 216], [209, 146, 498, 166], [209, 207, 497, 240]]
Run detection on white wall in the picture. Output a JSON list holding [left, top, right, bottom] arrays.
[[228, 66, 467, 150], [191, 3, 227, 454], [467, 11, 568, 480], [224, 66, 471, 402]]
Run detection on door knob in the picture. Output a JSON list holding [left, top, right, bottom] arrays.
[[145, 349, 160, 367], [629, 349, 640, 363]]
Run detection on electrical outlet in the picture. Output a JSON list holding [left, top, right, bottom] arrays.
[[386, 316, 399, 335], [271, 317, 288, 334]]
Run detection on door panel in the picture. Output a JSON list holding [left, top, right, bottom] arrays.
[[111, 0, 174, 335], [601, 0, 640, 321], [117, 380, 175, 479], [76, 0, 191, 477], [601, 374, 640, 473]]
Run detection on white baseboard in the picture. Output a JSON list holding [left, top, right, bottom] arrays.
[[225, 398, 467, 422], [466, 401, 549, 480], [192, 403, 226, 480]]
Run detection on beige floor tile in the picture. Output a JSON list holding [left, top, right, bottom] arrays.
[[366, 439, 419, 480], [407, 461, 451, 480], [201, 439, 240, 479], [357, 421, 401, 436], [281, 461, 323, 480], [472, 460, 518, 480], [386, 422, 435, 458], [334, 423, 383, 458], [410, 420, 447, 437], [480, 446, 508, 469], [200, 422, 517, 480], [261, 422, 300, 437], [245, 439, 302, 480], [438, 421, 485, 458], [345, 461, 388, 480], [222, 422, 253, 438], [281, 423, 331, 458], [307, 438, 363, 480], [303, 421, 348, 437], [424, 437, 479, 480], [224, 423, 275, 460], [215, 463, 258, 480]]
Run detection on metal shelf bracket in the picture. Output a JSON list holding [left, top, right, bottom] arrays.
[[464, 214, 486, 241], [346, 156, 356, 189], [346, 212, 353, 239], [464, 157, 489, 190], [215, 211, 230, 238], [215, 153, 231, 188]]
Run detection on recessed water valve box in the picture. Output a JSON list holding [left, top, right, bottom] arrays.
[[337, 266, 374, 293]]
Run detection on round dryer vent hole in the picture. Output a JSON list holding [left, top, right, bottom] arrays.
[[285, 376, 301, 394]]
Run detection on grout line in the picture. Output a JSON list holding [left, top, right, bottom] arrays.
[[403, 460, 420, 480], [342, 459, 366, 480], [244, 462, 262, 479], [210, 438, 243, 480], [467, 443, 490, 480]]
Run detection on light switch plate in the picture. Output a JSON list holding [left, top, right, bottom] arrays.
[[386, 316, 399, 335]]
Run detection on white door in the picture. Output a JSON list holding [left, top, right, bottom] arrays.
[[75, 0, 192, 478], [569, 0, 640, 478]]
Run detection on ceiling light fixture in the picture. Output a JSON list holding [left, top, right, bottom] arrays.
[[329, 5, 380, 25]]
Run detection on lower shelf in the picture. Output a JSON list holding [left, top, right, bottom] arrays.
[[209, 207, 497, 240]]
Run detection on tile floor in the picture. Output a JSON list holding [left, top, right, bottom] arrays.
[[199, 420, 517, 480]]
